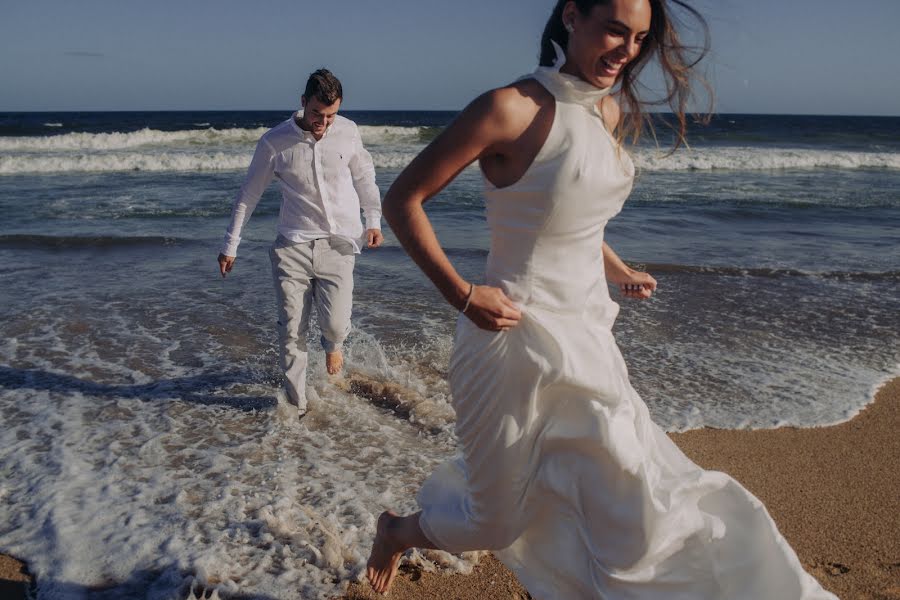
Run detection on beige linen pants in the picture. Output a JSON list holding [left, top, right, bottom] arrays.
[[269, 236, 355, 409]]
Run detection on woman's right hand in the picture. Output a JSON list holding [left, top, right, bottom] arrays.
[[462, 285, 522, 331]]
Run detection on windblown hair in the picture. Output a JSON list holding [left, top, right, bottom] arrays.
[[303, 68, 343, 105], [540, 0, 711, 149]]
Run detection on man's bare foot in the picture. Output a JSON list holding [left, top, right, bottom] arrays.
[[326, 350, 344, 375], [367, 511, 405, 594]]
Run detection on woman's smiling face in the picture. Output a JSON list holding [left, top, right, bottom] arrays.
[[561, 0, 652, 89]]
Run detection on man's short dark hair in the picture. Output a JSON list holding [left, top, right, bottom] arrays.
[[303, 69, 342, 105]]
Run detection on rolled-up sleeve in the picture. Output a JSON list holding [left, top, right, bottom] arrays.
[[348, 125, 382, 231], [221, 137, 276, 257]]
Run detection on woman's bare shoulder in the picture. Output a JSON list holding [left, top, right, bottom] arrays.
[[463, 79, 553, 138], [492, 78, 553, 113]]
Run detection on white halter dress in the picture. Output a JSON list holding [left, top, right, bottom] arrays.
[[416, 53, 838, 600]]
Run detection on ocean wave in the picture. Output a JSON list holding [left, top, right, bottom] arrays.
[[0, 125, 431, 152], [0, 150, 420, 174], [3, 131, 899, 174], [633, 146, 900, 171], [369, 151, 421, 169], [358, 125, 435, 144], [377, 250, 900, 281], [0, 127, 270, 151], [643, 263, 900, 281], [0, 234, 197, 249], [0, 152, 250, 174]]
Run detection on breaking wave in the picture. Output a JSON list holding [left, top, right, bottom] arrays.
[[633, 146, 900, 171], [0, 125, 430, 152], [0, 127, 270, 151], [0, 151, 420, 174], [1, 124, 898, 175]]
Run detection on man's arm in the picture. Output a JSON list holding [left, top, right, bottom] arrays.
[[348, 125, 383, 248], [218, 138, 276, 276]]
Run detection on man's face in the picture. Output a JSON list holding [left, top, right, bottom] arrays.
[[300, 96, 341, 139]]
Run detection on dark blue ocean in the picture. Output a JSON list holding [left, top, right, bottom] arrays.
[[1, 110, 898, 598]]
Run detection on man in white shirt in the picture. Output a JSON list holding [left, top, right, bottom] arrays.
[[217, 69, 383, 416]]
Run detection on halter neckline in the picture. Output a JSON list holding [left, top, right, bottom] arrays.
[[531, 40, 613, 109]]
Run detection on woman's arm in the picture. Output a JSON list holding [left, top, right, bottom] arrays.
[[384, 86, 536, 330], [602, 242, 657, 299], [596, 96, 656, 300]]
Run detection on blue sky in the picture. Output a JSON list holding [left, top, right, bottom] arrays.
[[1, 0, 898, 115]]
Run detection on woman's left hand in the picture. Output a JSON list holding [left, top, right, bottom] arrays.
[[612, 270, 657, 300]]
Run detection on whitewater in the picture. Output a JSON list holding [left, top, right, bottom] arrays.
[[3, 125, 900, 175]]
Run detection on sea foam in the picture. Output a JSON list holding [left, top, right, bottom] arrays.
[[0, 306, 465, 600], [2, 130, 899, 175], [0, 127, 270, 151], [632, 146, 900, 171], [0, 152, 251, 174], [0, 125, 427, 152], [0, 150, 420, 174]]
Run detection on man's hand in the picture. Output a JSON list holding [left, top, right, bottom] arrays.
[[218, 253, 236, 278], [366, 229, 384, 249]]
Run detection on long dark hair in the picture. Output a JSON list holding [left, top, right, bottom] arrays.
[[540, 0, 711, 149]]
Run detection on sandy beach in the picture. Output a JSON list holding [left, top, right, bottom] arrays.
[[3, 377, 898, 599], [341, 376, 900, 600]]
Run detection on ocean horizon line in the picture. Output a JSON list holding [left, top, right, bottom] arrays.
[[3, 109, 900, 119]]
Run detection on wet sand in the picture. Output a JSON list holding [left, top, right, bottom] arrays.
[[0, 554, 32, 599], [3, 377, 898, 599]]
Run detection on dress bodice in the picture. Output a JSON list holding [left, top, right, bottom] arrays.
[[482, 49, 635, 318]]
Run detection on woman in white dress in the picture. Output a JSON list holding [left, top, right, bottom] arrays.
[[367, 1, 838, 598]]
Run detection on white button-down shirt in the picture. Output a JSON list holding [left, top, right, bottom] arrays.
[[221, 112, 381, 256]]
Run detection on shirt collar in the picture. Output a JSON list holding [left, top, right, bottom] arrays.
[[291, 110, 332, 141]]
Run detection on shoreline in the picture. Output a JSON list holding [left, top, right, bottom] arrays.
[[343, 375, 900, 599], [4, 377, 898, 599]]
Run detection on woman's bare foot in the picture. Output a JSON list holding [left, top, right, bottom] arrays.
[[367, 511, 406, 594], [326, 350, 344, 375]]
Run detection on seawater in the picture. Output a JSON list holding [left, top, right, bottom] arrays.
[[1, 110, 898, 599]]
